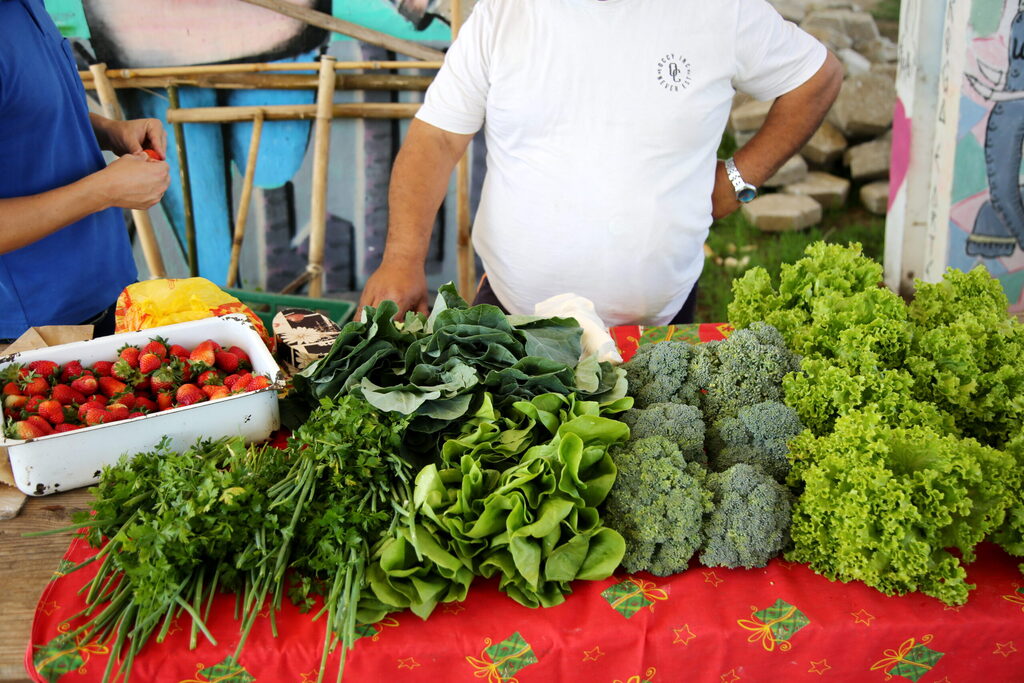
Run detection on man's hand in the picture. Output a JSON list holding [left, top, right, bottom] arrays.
[[91, 115, 168, 158], [96, 152, 170, 210], [357, 259, 429, 319]]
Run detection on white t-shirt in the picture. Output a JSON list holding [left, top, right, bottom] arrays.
[[416, 0, 826, 326]]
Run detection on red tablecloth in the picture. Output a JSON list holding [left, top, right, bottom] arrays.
[[27, 539, 1024, 682], [26, 325, 1024, 682]]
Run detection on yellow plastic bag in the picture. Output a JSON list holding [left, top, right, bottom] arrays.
[[114, 277, 275, 351]]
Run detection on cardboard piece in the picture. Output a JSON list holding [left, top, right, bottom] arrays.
[[0, 325, 94, 506]]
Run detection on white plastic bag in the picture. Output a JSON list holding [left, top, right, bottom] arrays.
[[533, 293, 623, 364]]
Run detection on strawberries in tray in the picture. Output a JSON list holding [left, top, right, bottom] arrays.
[[1, 335, 275, 441]]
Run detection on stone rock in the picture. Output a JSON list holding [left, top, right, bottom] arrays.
[[803, 25, 853, 52], [860, 36, 899, 64], [838, 48, 872, 77], [730, 99, 774, 133], [871, 62, 899, 80], [771, 0, 809, 22], [860, 181, 890, 215], [742, 194, 823, 232], [802, 9, 880, 48], [828, 72, 897, 138], [801, 121, 848, 166], [844, 137, 891, 180], [783, 171, 850, 208], [764, 155, 809, 188]]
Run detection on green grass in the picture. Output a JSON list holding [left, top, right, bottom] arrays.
[[872, 0, 901, 22], [697, 207, 886, 324]]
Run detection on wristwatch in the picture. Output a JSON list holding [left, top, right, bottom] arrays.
[[724, 157, 758, 203]]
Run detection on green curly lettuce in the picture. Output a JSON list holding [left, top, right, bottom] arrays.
[[786, 409, 1015, 605]]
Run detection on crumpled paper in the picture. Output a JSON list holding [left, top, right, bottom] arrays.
[[533, 293, 623, 364]]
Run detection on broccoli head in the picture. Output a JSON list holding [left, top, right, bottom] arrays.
[[620, 402, 706, 465], [603, 436, 712, 576], [706, 401, 803, 482], [699, 463, 793, 569], [698, 322, 801, 423], [622, 341, 701, 409]]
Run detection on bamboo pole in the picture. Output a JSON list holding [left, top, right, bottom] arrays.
[[307, 55, 337, 299], [80, 61, 441, 80], [167, 86, 199, 277], [166, 102, 419, 124], [236, 0, 444, 62], [226, 111, 265, 288], [88, 63, 168, 279], [451, 0, 475, 300], [81, 72, 433, 92]]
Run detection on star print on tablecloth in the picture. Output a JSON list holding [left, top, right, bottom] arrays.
[[851, 609, 875, 626], [993, 641, 1017, 657], [442, 602, 466, 615], [808, 659, 831, 675], [299, 670, 318, 682], [703, 570, 723, 587], [934, 677, 952, 683], [582, 646, 605, 662], [39, 600, 60, 616], [776, 560, 797, 570], [397, 657, 420, 670], [943, 604, 963, 613], [720, 668, 741, 682], [672, 625, 696, 645]]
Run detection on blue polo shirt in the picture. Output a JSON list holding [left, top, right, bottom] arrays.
[[0, 0, 136, 338]]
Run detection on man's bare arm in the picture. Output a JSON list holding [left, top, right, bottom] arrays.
[[712, 51, 843, 219], [358, 118, 474, 316]]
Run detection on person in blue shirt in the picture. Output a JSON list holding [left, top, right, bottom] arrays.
[[0, 0, 170, 341]]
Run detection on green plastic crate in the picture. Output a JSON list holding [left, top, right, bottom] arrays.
[[222, 288, 356, 332]]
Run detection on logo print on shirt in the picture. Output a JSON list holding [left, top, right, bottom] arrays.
[[657, 53, 692, 92]]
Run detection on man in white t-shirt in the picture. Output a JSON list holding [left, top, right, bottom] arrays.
[[358, 0, 842, 326]]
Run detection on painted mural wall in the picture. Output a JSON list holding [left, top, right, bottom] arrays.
[[42, 0, 480, 297], [951, 0, 1024, 311]]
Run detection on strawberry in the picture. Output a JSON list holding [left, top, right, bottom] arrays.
[[117, 344, 141, 369], [54, 423, 81, 433], [2, 381, 21, 396], [59, 360, 84, 382], [214, 351, 240, 373], [107, 403, 130, 421], [227, 346, 252, 370], [248, 375, 272, 391], [156, 392, 175, 411], [134, 397, 157, 413], [203, 385, 230, 400], [188, 340, 219, 370], [4, 393, 28, 411], [175, 383, 205, 407], [25, 395, 45, 413], [117, 393, 136, 410], [21, 371, 50, 396], [27, 360, 59, 380], [0, 363, 24, 383], [143, 148, 163, 161], [70, 374, 97, 396], [36, 399, 65, 425], [91, 360, 113, 377], [139, 352, 163, 375], [6, 420, 46, 440], [98, 376, 127, 399], [169, 344, 190, 361], [142, 337, 169, 359], [50, 384, 75, 405], [78, 400, 107, 422], [127, 411, 145, 419], [197, 370, 223, 387], [149, 364, 180, 394], [223, 374, 242, 390], [84, 408, 112, 426], [111, 358, 141, 385], [135, 376, 152, 393], [26, 414, 54, 435], [70, 388, 87, 404]]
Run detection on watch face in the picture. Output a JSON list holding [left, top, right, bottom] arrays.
[[738, 187, 757, 203]]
